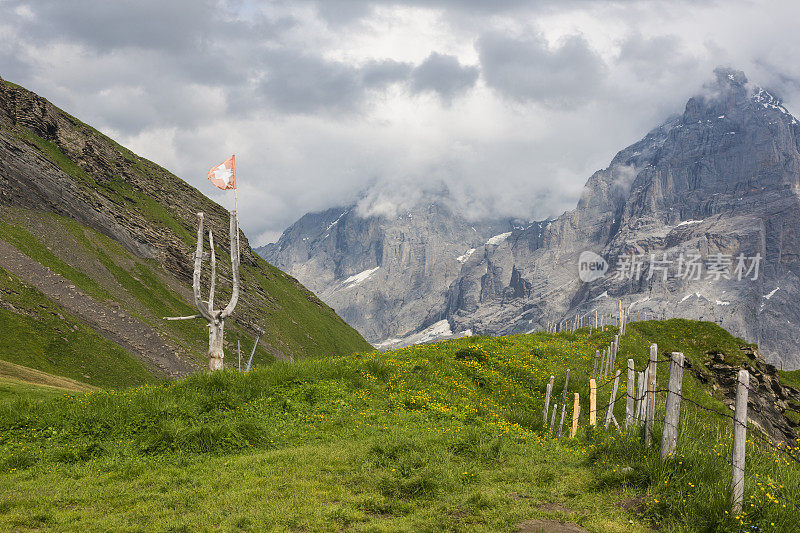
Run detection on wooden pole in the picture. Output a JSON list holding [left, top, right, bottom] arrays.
[[557, 369, 571, 440], [571, 393, 580, 438], [618, 299, 622, 330], [661, 352, 685, 460], [589, 378, 597, 426], [599, 349, 607, 380], [635, 370, 645, 425], [543, 375, 555, 423], [645, 344, 657, 447], [625, 359, 635, 429], [604, 370, 621, 428], [592, 350, 600, 380], [731, 369, 749, 514], [550, 402, 558, 432]]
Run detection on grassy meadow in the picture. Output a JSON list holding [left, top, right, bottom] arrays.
[[0, 320, 798, 532]]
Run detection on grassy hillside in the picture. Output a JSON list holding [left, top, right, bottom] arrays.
[[1, 320, 797, 531], [0, 76, 372, 385]]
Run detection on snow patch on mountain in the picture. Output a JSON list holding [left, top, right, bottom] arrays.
[[342, 267, 379, 287], [485, 232, 512, 246]]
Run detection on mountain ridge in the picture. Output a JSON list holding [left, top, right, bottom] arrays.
[[263, 68, 800, 369]]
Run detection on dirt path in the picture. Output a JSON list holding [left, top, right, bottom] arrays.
[[0, 238, 197, 378]]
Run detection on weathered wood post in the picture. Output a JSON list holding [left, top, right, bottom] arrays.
[[557, 369, 571, 439], [611, 334, 620, 369], [635, 370, 645, 425], [589, 378, 597, 426], [550, 403, 558, 432], [731, 369, 749, 514], [599, 349, 607, 380], [592, 350, 600, 380], [661, 352, 685, 460], [605, 369, 621, 428], [571, 393, 580, 438], [645, 344, 657, 447], [192, 211, 240, 371], [543, 375, 555, 423], [625, 359, 635, 429]]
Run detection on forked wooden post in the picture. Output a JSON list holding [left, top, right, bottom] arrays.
[[645, 344, 657, 447], [543, 375, 555, 423], [731, 369, 749, 514], [661, 352, 685, 460], [589, 378, 597, 426], [625, 359, 635, 429], [571, 393, 580, 438], [604, 369, 621, 428], [557, 369, 571, 439]]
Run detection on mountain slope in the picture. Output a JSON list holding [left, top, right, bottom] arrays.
[[259, 203, 512, 344], [0, 75, 372, 386], [264, 68, 800, 369]]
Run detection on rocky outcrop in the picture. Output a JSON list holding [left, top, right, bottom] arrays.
[[700, 347, 799, 442]]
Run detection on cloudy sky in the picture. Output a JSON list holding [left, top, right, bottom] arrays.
[[2, 0, 800, 244]]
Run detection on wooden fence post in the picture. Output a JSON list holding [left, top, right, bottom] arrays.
[[611, 334, 620, 369], [731, 369, 749, 514], [625, 359, 635, 429], [550, 403, 558, 432], [571, 393, 580, 438], [543, 375, 555, 424], [635, 370, 645, 425], [589, 378, 597, 426], [599, 350, 607, 380], [604, 369, 621, 428], [557, 369, 571, 439], [645, 344, 657, 447], [661, 352, 685, 460], [592, 350, 600, 380]]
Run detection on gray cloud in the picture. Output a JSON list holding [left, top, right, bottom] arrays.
[[2, 0, 800, 245], [477, 32, 607, 107], [410, 53, 479, 101]]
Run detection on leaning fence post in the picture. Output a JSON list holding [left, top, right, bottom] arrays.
[[589, 378, 597, 426], [550, 402, 558, 432], [731, 369, 749, 514], [661, 352, 685, 460], [571, 393, 580, 438], [592, 350, 600, 380], [604, 369, 621, 428], [645, 344, 657, 447], [557, 369, 571, 439], [625, 359, 635, 429], [543, 375, 555, 423]]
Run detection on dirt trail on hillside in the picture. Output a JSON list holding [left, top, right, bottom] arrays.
[[0, 238, 197, 378]]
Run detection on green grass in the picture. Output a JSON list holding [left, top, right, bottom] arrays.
[[0, 267, 157, 388], [0, 320, 797, 531]]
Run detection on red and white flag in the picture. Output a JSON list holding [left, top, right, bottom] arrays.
[[207, 155, 236, 190]]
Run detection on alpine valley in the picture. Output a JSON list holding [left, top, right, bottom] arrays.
[[261, 68, 800, 370]]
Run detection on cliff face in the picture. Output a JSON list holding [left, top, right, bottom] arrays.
[[446, 68, 800, 369], [0, 75, 371, 383], [260, 203, 511, 343]]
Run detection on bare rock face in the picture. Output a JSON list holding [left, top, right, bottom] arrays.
[[260, 204, 511, 343], [262, 68, 800, 368]]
